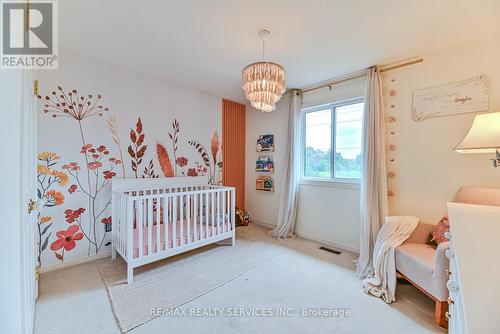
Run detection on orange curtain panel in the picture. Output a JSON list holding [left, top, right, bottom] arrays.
[[222, 99, 246, 209]]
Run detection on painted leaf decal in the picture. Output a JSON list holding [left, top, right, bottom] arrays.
[[211, 131, 219, 164], [41, 223, 52, 236], [136, 117, 143, 133], [137, 145, 147, 158], [156, 143, 174, 177], [130, 129, 137, 143], [128, 145, 135, 158], [41, 233, 51, 252], [128, 117, 147, 177], [137, 133, 145, 146]]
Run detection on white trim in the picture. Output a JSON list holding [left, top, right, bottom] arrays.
[[252, 220, 276, 229], [294, 230, 360, 254], [299, 178, 360, 190], [39, 251, 111, 274], [252, 221, 360, 254]]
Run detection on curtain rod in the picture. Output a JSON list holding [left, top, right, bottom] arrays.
[[296, 57, 423, 95]]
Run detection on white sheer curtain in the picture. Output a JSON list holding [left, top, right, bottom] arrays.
[[356, 67, 389, 278], [272, 90, 302, 239]]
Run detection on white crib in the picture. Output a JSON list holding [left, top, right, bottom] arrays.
[[111, 177, 236, 284]]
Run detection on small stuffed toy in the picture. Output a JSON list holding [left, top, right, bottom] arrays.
[[235, 207, 252, 226]]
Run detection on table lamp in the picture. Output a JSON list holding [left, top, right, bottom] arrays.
[[454, 112, 500, 167]]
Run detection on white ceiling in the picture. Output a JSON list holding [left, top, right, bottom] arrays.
[[60, 0, 500, 103]]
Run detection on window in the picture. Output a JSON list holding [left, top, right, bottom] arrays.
[[303, 100, 363, 181]]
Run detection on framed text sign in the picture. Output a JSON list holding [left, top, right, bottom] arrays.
[[411, 75, 489, 122]]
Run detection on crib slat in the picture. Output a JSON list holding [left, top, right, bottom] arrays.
[[193, 193, 197, 241], [205, 192, 209, 238], [163, 197, 169, 250], [156, 197, 160, 253], [216, 191, 220, 235], [199, 193, 204, 240], [138, 199, 143, 258], [222, 190, 226, 233], [211, 191, 215, 234], [231, 189, 236, 231], [180, 195, 184, 245], [127, 198, 133, 259], [119, 196, 123, 255], [147, 198, 153, 255], [173, 195, 177, 248], [187, 194, 191, 243]]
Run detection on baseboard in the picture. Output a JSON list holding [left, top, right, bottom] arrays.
[[40, 251, 111, 274], [294, 230, 359, 254], [252, 220, 276, 230], [252, 220, 359, 254]]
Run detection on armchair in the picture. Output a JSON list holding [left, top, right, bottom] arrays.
[[395, 186, 500, 328], [395, 223, 450, 327]]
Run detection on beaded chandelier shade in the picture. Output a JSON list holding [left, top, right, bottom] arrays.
[[242, 30, 286, 112]]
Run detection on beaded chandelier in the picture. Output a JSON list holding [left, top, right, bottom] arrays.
[[242, 30, 286, 112]]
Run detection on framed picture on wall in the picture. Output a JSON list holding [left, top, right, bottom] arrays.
[[257, 134, 274, 152], [256, 155, 274, 173], [256, 176, 274, 192]]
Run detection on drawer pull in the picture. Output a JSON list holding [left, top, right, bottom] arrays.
[[447, 297, 454, 305], [446, 269, 452, 277], [445, 311, 451, 320]]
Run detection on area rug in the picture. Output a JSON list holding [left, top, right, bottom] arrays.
[[99, 238, 281, 332]]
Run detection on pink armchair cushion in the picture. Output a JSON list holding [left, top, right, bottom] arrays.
[[455, 186, 500, 206], [431, 216, 449, 245]]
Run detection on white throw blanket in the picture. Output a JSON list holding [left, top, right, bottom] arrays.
[[362, 215, 419, 303]]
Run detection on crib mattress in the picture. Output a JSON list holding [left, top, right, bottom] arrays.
[[132, 219, 231, 258]]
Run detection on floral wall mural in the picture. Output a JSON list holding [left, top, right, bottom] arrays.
[[37, 57, 223, 267]]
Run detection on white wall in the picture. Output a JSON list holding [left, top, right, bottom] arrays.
[[246, 88, 362, 252], [0, 71, 24, 333], [246, 36, 500, 252], [245, 93, 291, 227], [383, 36, 500, 223], [37, 52, 222, 268]]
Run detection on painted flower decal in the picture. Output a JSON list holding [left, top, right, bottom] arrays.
[[103, 170, 116, 180], [109, 157, 122, 164], [45, 190, 64, 206], [37, 164, 50, 174], [176, 157, 188, 167], [50, 225, 84, 252], [187, 168, 198, 177], [68, 184, 77, 194], [50, 170, 69, 186], [62, 162, 80, 171], [101, 216, 112, 224], [40, 216, 52, 224], [38, 151, 60, 162], [87, 161, 103, 170], [64, 208, 85, 223]]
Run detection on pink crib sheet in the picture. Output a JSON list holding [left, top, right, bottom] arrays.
[[132, 218, 231, 258]]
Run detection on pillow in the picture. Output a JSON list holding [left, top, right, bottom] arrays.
[[432, 216, 450, 244]]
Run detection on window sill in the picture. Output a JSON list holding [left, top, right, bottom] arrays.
[[299, 178, 361, 190]]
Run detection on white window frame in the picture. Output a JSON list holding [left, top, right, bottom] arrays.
[[300, 97, 364, 188]]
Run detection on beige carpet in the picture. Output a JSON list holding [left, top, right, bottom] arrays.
[[99, 238, 281, 332]]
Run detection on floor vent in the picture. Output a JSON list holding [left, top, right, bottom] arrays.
[[319, 246, 342, 255]]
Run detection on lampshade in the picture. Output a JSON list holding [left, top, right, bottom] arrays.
[[242, 62, 286, 112], [242, 29, 286, 112], [454, 112, 500, 153]]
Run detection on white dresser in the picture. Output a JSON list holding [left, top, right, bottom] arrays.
[[446, 203, 500, 334]]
